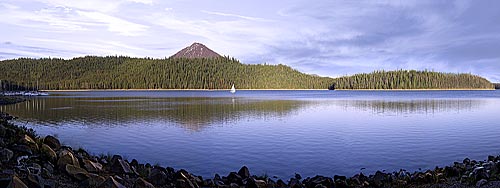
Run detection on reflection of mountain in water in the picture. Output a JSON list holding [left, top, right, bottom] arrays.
[[337, 99, 482, 116], [0, 97, 307, 131]]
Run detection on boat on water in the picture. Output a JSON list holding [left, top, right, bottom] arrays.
[[230, 84, 236, 94]]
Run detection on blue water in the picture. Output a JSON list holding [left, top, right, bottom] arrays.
[[1, 90, 500, 179]]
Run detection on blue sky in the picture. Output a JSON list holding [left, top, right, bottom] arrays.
[[1, 0, 499, 82]]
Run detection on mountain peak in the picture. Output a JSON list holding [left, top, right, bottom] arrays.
[[171, 43, 222, 59]]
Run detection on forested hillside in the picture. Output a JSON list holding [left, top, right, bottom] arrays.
[[0, 56, 334, 90], [330, 70, 494, 90]]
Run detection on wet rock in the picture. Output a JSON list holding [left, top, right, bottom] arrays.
[[80, 173, 105, 188], [130, 159, 139, 167], [229, 183, 239, 188], [472, 166, 489, 181], [65, 164, 90, 181], [227, 172, 243, 185], [99, 176, 126, 188], [254, 179, 267, 188], [134, 177, 155, 188], [176, 179, 197, 188], [0, 125, 6, 137], [5, 175, 29, 188], [19, 134, 38, 152], [83, 159, 103, 173], [238, 166, 250, 179], [444, 166, 461, 177], [148, 168, 169, 186], [373, 171, 386, 187], [111, 157, 133, 174], [57, 149, 79, 170], [40, 144, 57, 163], [304, 176, 332, 188], [0, 148, 14, 163], [276, 179, 287, 187], [288, 177, 302, 188], [176, 169, 199, 188], [43, 135, 61, 151]]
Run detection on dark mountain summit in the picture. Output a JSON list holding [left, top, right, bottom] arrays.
[[171, 43, 222, 58]]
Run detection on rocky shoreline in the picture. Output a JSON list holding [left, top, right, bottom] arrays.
[[2, 112, 500, 187]]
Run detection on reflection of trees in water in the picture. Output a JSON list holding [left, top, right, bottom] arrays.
[[0, 97, 307, 131], [338, 99, 482, 115]]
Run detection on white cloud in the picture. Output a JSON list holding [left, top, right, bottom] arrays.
[[201, 10, 273, 22], [76, 11, 148, 36]]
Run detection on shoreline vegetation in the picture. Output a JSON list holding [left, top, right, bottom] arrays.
[[0, 57, 495, 91], [2, 103, 500, 187], [38, 88, 495, 92]]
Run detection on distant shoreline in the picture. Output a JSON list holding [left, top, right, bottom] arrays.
[[40, 88, 495, 92]]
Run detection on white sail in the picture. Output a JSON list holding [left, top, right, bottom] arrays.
[[230, 84, 236, 93]]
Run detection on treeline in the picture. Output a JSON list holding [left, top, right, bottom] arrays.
[[0, 56, 334, 90], [330, 70, 494, 90], [495, 83, 500, 90]]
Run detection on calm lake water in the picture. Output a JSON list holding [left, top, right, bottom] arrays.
[[2, 90, 500, 178]]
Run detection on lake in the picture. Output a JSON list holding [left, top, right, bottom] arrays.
[[1, 90, 500, 179]]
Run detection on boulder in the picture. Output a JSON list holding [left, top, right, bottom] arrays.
[[43, 136, 61, 151], [148, 168, 169, 186], [80, 173, 106, 188], [57, 149, 79, 170], [304, 176, 332, 188], [83, 159, 103, 173], [19, 135, 38, 152], [111, 158, 133, 174], [7, 175, 29, 188], [227, 172, 243, 185], [238, 166, 250, 179], [65, 164, 90, 181], [134, 177, 155, 188], [40, 144, 57, 163], [99, 176, 126, 188], [477, 179, 488, 187], [26, 174, 42, 188], [0, 148, 14, 163]]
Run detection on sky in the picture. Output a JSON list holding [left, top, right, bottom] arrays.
[[1, 0, 499, 82]]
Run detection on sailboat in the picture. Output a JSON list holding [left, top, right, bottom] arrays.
[[230, 84, 236, 94]]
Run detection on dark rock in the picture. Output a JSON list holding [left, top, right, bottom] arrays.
[[26, 174, 42, 188], [472, 167, 489, 181], [111, 158, 133, 174], [276, 179, 286, 187], [227, 172, 243, 185], [43, 135, 61, 151], [373, 171, 388, 187], [176, 178, 197, 188], [0, 148, 14, 163], [65, 164, 90, 181], [463, 158, 471, 165], [238, 166, 250, 179], [83, 159, 103, 173], [19, 134, 38, 152], [148, 168, 169, 186], [57, 149, 79, 170], [203, 179, 215, 187], [0, 125, 6, 137], [477, 179, 488, 187], [134, 177, 155, 188], [40, 144, 57, 163], [304, 176, 332, 188], [99, 176, 126, 188], [130, 159, 139, 167], [289, 177, 302, 188], [11, 145, 32, 155], [229, 183, 239, 188], [444, 166, 461, 177], [295, 173, 302, 180], [6, 175, 29, 188], [80, 173, 106, 188]]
